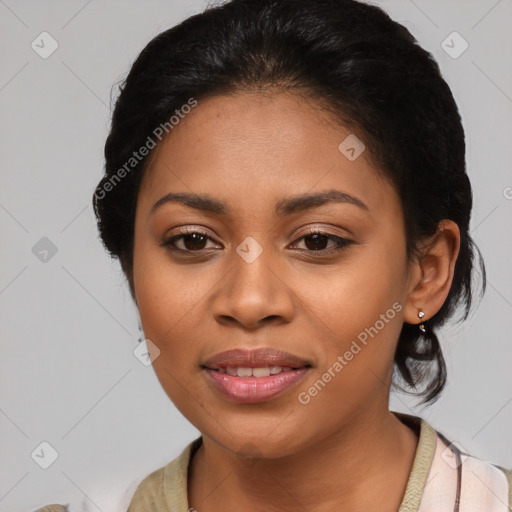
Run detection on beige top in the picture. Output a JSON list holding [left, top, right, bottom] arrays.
[[34, 412, 512, 512]]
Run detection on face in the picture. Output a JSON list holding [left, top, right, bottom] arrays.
[[133, 92, 413, 458]]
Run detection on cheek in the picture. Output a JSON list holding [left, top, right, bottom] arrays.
[[133, 248, 209, 412], [133, 235, 200, 358], [295, 236, 407, 400], [301, 242, 407, 340]]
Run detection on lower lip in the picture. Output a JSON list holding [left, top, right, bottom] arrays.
[[204, 368, 310, 404]]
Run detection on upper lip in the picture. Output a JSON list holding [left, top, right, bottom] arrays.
[[202, 348, 311, 370]]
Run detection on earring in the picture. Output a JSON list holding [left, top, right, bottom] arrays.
[[418, 310, 426, 333], [137, 323, 144, 342]]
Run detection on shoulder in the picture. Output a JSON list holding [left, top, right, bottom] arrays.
[[32, 506, 69, 512], [127, 437, 202, 511], [423, 421, 511, 511], [31, 467, 170, 512], [33, 438, 201, 512], [126, 464, 168, 509], [457, 454, 511, 511], [394, 412, 511, 511], [472, 459, 512, 510], [31, 468, 169, 512]]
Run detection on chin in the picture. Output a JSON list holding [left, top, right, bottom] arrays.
[[206, 425, 312, 462]]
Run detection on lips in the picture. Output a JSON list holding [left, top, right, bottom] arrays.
[[202, 347, 311, 370], [201, 348, 312, 404]]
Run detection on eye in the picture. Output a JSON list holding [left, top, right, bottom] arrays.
[[290, 229, 353, 255], [161, 227, 221, 253], [161, 227, 353, 256]]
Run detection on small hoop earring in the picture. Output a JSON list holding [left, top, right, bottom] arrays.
[[418, 310, 426, 333]]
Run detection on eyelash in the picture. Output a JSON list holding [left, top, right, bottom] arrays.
[[161, 227, 353, 256]]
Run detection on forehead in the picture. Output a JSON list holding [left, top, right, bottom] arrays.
[[138, 92, 398, 220]]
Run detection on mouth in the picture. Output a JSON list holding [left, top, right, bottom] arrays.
[[201, 348, 312, 404], [207, 366, 304, 377], [202, 347, 311, 371]]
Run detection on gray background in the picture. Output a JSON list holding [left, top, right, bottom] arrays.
[[0, 0, 511, 510]]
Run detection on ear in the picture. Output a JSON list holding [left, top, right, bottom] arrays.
[[403, 220, 461, 326]]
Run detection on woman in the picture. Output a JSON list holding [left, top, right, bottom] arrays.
[[36, 0, 511, 510]]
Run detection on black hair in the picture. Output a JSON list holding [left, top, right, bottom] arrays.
[[93, 0, 485, 405]]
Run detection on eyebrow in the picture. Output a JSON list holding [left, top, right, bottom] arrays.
[[150, 189, 368, 217]]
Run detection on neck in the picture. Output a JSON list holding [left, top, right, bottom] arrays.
[[188, 406, 419, 512]]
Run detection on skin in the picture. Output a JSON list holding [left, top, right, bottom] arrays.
[[132, 92, 460, 512]]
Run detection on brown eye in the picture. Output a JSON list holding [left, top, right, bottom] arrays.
[[180, 233, 208, 250], [161, 229, 220, 253], [303, 233, 330, 251], [291, 230, 353, 255]]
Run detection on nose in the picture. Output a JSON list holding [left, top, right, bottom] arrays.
[[211, 245, 295, 331]]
